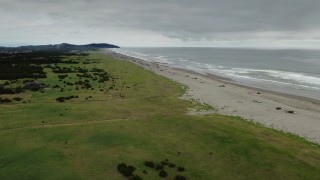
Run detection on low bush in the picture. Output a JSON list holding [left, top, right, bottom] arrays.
[[56, 95, 78, 102], [117, 163, 136, 177], [158, 170, 168, 178], [129, 175, 143, 180], [155, 164, 164, 171], [13, 97, 23, 101], [169, 163, 176, 168], [0, 97, 12, 103], [144, 161, 155, 168], [177, 167, 185, 172], [174, 175, 186, 180]]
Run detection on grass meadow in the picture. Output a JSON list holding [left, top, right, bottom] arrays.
[[0, 53, 319, 179]]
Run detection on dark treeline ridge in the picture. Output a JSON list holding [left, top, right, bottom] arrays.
[[0, 51, 113, 104], [0, 43, 119, 53], [0, 52, 80, 80], [0, 51, 82, 64], [0, 51, 86, 95]]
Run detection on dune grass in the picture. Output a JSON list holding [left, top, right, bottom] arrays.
[[0, 53, 319, 179]]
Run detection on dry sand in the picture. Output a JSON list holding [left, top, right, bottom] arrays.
[[106, 50, 320, 144]]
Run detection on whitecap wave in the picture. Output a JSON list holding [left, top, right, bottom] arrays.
[[227, 68, 320, 86], [114, 48, 320, 90]]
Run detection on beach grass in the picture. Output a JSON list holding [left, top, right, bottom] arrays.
[[0, 53, 319, 179]]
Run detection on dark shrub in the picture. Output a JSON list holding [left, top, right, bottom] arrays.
[[13, 97, 23, 101], [144, 161, 155, 168], [129, 175, 143, 180], [56, 96, 77, 102], [177, 167, 185, 172], [117, 163, 127, 171], [23, 80, 34, 83], [58, 74, 68, 79], [159, 170, 168, 178], [0, 86, 15, 94], [56, 97, 65, 102], [0, 97, 12, 103], [155, 164, 164, 171], [142, 170, 148, 174], [161, 161, 169, 166], [117, 163, 136, 177], [174, 175, 186, 180], [23, 82, 45, 91], [124, 165, 136, 177], [15, 86, 23, 93], [169, 163, 176, 168]]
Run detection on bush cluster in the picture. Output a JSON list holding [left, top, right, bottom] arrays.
[[56, 95, 79, 102], [159, 170, 168, 178], [177, 167, 185, 172], [13, 97, 23, 101], [174, 175, 186, 180], [117, 163, 142, 179], [0, 52, 79, 80], [144, 161, 155, 168], [144, 159, 186, 179], [0, 97, 12, 104], [52, 67, 77, 73], [23, 82, 46, 91], [58, 74, 68, 79], [0, 85, 24, 94]]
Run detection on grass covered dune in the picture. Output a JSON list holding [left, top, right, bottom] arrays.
[[0, 53, 320, 179]]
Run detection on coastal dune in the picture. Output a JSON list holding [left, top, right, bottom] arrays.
[[108, 50, 320, 144]]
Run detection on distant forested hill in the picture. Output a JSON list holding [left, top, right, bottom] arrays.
[[0, 43, 119, 53]]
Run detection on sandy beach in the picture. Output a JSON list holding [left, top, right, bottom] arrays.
[[106, 50, 320, 144]]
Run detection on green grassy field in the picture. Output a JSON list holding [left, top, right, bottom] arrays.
[[0, 53, 319, 179]]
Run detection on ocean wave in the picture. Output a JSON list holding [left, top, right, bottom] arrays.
[[128, 51, 149, 57], [114, 49, 174, 64], [227, 68, 320, 85], [152, 55, 173, 64], [114, 48, 320, 90], [206, 68, 320, 90]]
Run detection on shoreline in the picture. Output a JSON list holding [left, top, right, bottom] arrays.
[[108, 49, 320, 105], [104, 49, 320, 144], [175, 66, 318, 106], [175, 67, 320, 105]]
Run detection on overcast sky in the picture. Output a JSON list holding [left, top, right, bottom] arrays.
[[1, 0, 320, 48]]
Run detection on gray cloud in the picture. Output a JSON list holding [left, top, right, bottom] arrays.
[[1, 0, 320, 46]]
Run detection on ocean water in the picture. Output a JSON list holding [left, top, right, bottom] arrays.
[[114, 47, 320, 100]]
